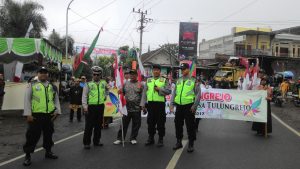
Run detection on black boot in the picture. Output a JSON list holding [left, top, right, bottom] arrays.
[[23, 154, 31, 166], [157, 137, 164, 147], [173, 139, 183, 150], [45, 151, 58, 159], [145, 136, 155, 146], [187, 140, 194, 153]]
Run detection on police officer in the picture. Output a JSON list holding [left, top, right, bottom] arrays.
[[82, 66, 108, 149], [23, 66, 61, 166], [141, 64, 171, 147], [170, 63, 201, 153]]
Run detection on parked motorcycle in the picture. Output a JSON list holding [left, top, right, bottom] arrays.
[[272, 88, 282, 107], [292, 94, 300, 107]]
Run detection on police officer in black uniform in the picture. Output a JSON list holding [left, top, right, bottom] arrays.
[[23, 67, 61, 166], [82, 66, 108, 149], [141, 64, 171, 147]]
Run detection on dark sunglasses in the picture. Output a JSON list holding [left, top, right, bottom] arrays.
[[93, 74, 100, 76]]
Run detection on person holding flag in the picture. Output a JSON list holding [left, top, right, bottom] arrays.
[[141, 64, 171, 147], [82, 66, 108, 149], [113, 69, 143, 145], [170, 63, 201, 153]]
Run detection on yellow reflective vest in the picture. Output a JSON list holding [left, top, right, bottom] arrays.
[[31, 82, 56, 113], [87, 80, 106, 105], [174, 78, 196, 105], [146, 77, 166, 102]]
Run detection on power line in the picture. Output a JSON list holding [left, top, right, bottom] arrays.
[[110, 12, 133, 46], [57, 0, 117, 31], [110, 0, 152, 47], [114, 15, 136, 46], [146, 0, 163, 11], [201, 0, 259, 30]]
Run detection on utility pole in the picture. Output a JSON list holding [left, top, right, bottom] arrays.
[[133, 8, 152, 57]]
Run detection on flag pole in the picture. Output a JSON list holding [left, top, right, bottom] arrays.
[[121, 114, 125, 147]]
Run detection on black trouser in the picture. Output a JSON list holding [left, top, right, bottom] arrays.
[[146, 102, 166, 138], [195, 118, 201, 130], [175, 103, 196, 141], [83, 104, 104, 145], [117, 111, 141, 140], [70, 107, 82, 121], [23, 114, 54, 154]]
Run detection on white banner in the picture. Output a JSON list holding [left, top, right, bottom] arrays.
[[143, 88, 267, 122]]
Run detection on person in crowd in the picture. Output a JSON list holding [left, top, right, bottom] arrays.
[[237, 77, 245, 90], [280, 78, 289, 102], [80, 76, 87, 88], [124, 70, 130, 83], [69, 78, 83, 122], [0, 74, 5, 120], [113, 69, 143, 145], [252, 77, 272, 136]]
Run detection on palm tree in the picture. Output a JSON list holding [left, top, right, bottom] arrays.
[[0, 0, 47, 38]]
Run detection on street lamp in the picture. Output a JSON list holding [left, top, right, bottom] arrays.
[[66, 0, 75, 64]]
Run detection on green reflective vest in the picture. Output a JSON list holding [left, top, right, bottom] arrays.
[[174, 78, 196, 105], [31, 82, 56, 113], [146, 77, 166, 102], [87, 80, 106, 105]]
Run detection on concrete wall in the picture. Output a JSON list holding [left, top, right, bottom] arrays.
[[199, 35, 234, 59]]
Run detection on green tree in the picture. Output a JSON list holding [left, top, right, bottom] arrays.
[[0, 0, 47, 37], [95, 56, 114, 77], [59, 35, 75, 56], [48, 29, 61, 47], [48, 30, 74, 56], [160, 43, 179, 57]]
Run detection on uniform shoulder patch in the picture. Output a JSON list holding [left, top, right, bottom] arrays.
[[147, 78, 153, 83]]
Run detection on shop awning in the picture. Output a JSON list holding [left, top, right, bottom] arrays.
[[0, 38, 63, 63]]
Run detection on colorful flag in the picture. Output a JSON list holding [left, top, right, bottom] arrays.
[[189, 59, 196, 77], [74, 29, 102, 77]]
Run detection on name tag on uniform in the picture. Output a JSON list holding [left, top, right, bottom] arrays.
[[186, 80, 191, 86], [36, 85, 41, 91]]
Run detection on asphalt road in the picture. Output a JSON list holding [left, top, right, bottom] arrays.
[[0, 115, 300, 169]]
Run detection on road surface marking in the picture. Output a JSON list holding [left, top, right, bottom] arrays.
[[166, 140, 188, 169], [272, 114, 300, 137], [0, 118, 121, 167]]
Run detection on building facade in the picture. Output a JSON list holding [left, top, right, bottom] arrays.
[[199, 26, 300, 59]]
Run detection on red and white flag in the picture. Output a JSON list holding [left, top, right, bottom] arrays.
[[114, 54, 127, 115]]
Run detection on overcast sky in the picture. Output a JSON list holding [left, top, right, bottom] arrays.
[[14, 0, 300, 53]]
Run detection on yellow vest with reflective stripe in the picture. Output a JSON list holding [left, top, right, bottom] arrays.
[[31, 82, 56, 113], [87, 80, 106, 105], [174, 78, 195, 105], [146, 77, 166, 102]]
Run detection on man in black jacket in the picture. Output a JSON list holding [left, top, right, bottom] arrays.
[[69, 78, 83, 122]]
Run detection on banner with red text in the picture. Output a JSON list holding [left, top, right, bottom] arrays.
[[195, 88, 267, 122]]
